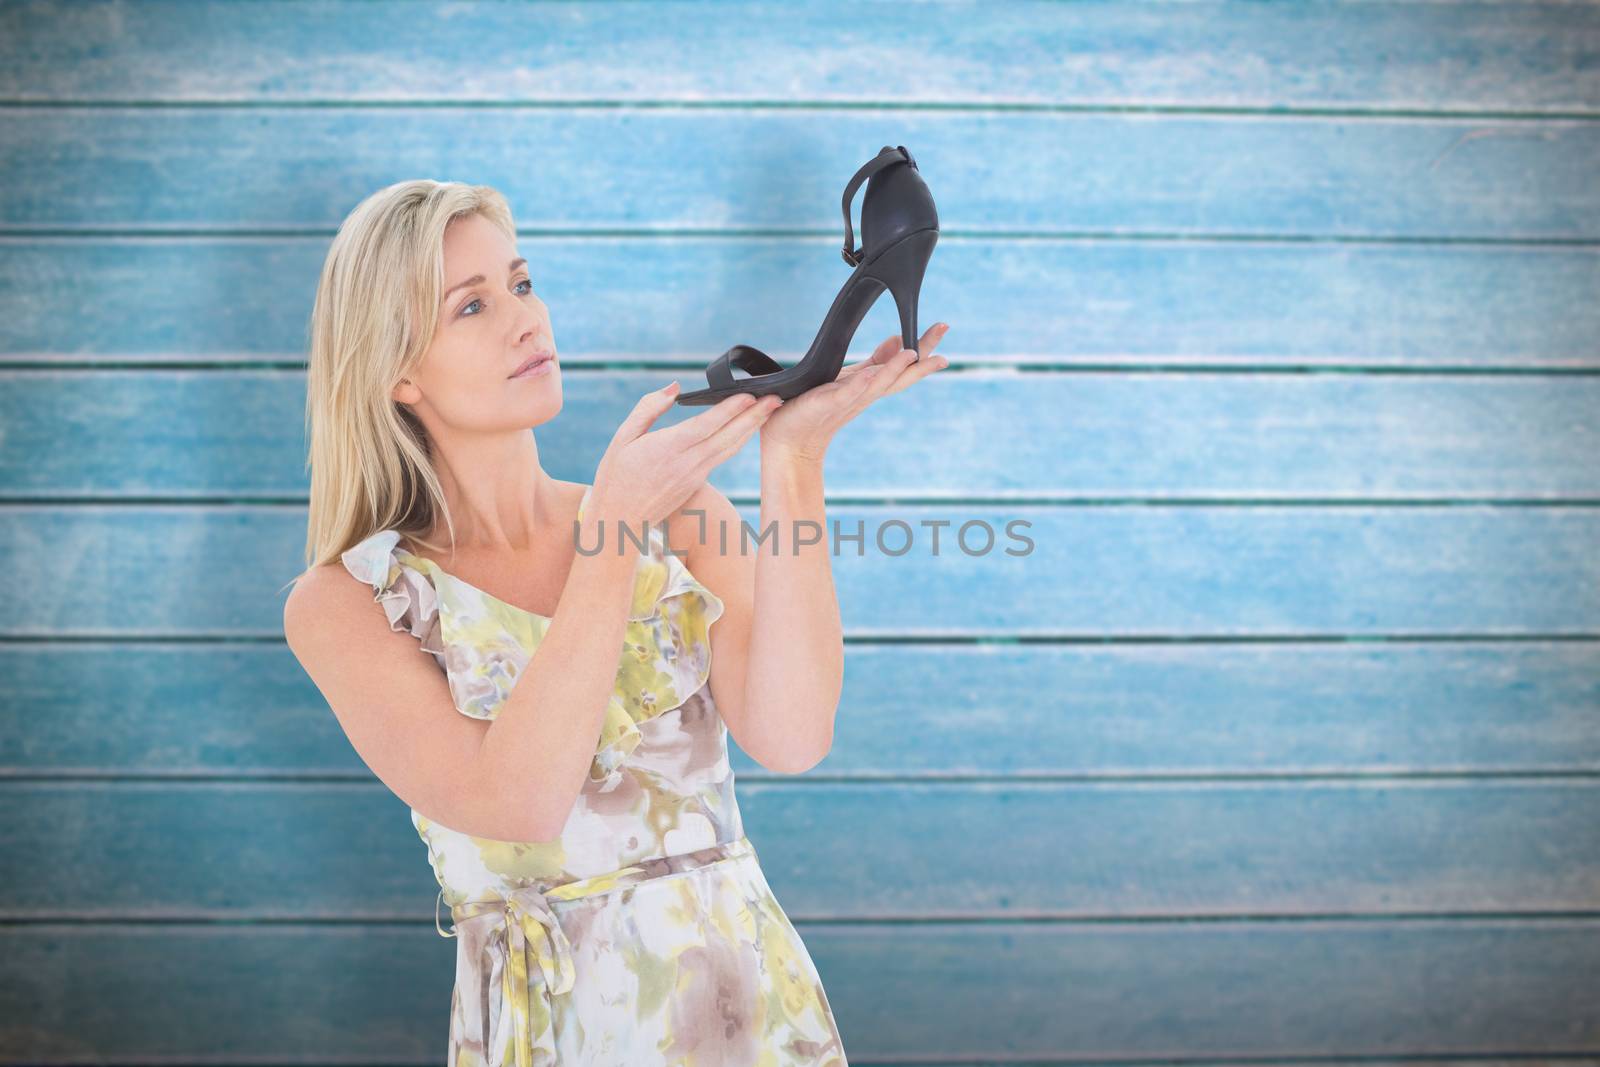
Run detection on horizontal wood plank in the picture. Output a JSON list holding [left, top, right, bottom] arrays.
[[3, 505, 1597, 637], [4, 370, 1597, 498], [5, 642, 1596, 776], [3, 110, 1595, 238], [0, 779, 1596, 918], [1, 1, 1595, 112], [3, 238, 1595, 366], [1, 920, 1596, 1059]]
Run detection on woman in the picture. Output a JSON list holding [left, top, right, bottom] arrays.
[[283, 179, 948, 1065]]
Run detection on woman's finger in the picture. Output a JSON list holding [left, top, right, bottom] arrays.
[[916, 322, 949, 359], [879, 346, 948, 397], [861, 347, 921, 401], [835, 333, 902, 382], [841, 323, 947, 383], [832, 361, 890, 418], [689, 392, 781, 468], [667, 391, 766, 445]]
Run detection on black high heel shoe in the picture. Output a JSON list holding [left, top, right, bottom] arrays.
[[675, 144, 939, 406]]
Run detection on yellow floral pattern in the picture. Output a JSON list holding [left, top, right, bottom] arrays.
[[339, 486, 847, 1065]]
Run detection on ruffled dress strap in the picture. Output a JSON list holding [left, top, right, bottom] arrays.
[[339, 528, 447, 657]]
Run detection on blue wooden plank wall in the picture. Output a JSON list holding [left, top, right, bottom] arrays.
[[2, 1, 1598, 1062]]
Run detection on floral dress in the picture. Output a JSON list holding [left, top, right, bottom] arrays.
[[338, 486, 848, 1066]]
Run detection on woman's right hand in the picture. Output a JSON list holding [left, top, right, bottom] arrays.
[[588, 381, 782, 535]]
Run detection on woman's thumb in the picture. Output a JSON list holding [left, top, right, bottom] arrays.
[[650, 379, 680, 409], [616, 379, 680, 440]]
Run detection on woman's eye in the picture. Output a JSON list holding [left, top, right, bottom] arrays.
[[460, 279, 532, 318]]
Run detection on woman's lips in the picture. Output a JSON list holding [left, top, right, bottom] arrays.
[[509, 353, 554, 378]]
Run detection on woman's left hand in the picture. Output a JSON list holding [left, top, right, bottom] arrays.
[[757, 322, 950, 462]]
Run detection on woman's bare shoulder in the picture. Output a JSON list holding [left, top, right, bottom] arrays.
[[282, 559, 371, 634]]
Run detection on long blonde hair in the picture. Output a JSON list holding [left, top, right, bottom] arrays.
[[293, 179, 518, 580]]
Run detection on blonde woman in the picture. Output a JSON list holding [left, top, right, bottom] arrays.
[[282, 179, 949, 1065]]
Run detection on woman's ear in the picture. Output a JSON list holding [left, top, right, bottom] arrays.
[[392, 377, 422, 405]]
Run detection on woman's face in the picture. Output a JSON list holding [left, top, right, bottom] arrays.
[[391, 212, 560, 432]]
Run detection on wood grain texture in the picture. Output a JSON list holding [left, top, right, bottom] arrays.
[[4, 505, 1599, 636], [5, 370, 1600, 497], [4, 238, 1596, 366], [2, 0, 1597, 1061], [1, 0, 1596, 111], [3, 110, 1596, 237], [6, 642, 1598, 776], [2, 921, 1597, 1059], [2, 778, 1599, 917]]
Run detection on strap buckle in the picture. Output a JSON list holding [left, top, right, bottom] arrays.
[[841, 145, 916, 267]]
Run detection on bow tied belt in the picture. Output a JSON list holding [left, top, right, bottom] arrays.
[[433, 834, 756, 1067]]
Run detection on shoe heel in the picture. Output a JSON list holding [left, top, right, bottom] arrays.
[[864, 228, 938, 359]]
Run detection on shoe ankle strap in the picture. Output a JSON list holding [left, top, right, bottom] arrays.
[[840, 145, 917, 267]]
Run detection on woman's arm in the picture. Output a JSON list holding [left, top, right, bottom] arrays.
[[473, 502, 646, 835], [284, 508, 643, 843], [677, 325, 951, 772], [674, 448, 843, 774]]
